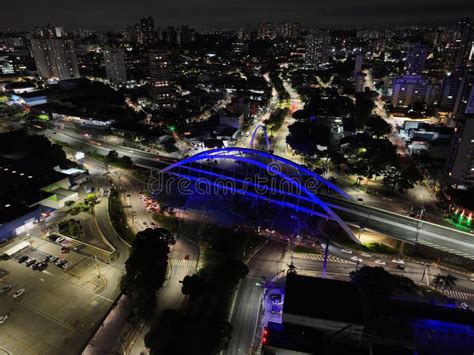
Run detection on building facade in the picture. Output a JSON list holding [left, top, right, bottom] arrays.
[[30, 26, 79, 80], [447, 114, 474, 188], [103, 47, 127, 86], [405, 43, 428, 75], [391, 75, 437, 107], [149, 49, 175, 108], [305, 31, 330, 67]]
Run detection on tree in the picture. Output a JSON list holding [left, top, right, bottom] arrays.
[[145, 309, 187, 355], [181, 274, 206, 300], [433, 273, 458, 291], [120, 155, 133, 168], [350, 266, 418, 309], [353, 91, 376, 129], [381, 165, 421, 194], [106, 149, 119, 163], [367, 115, 392, 137], [286, 120, 330, 156], [122, 228, 173, 315]]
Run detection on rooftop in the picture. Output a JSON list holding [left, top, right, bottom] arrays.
[[283, 274, 365, 325], [0, 157, 67, 223]]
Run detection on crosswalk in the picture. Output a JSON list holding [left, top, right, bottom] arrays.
[[442, 289, 474, 301], [169, 259, 197, 268], [293, 253, 355, 264]]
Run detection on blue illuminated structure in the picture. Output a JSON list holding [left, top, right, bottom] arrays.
[[161, 147, 358, 242], [249, 124, 271, 151]]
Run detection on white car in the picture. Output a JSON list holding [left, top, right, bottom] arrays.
[[351, 256, 363, 262], [13, 288, 25, 299], [460, 302, 470, 310], [361, 253, 372, 258], [341, 249, 353, 254], [55, 237, 65, 243], [0, 314, 8, 324], [374, 260, 386, 266], [392, 258, 405, 265]]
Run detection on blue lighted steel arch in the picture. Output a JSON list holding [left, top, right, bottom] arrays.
[[161, 147, 358, 242], [249, 124, 271, 151]]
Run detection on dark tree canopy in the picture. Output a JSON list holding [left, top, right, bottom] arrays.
[[122, 228, 173, 315], [286, 120, 330, 156]]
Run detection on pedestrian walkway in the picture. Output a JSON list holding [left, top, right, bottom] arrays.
[[169, 259, 197, 268], [293, 253, 354, 264], [442, 289, 474, 301]]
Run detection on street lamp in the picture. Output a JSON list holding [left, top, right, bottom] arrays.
[[415, 207, 425, 244]]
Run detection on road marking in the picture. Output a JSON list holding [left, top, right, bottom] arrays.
[[169, 259, 197, 268], [442, 289, 474, 301], [293, 253, 354, 264]]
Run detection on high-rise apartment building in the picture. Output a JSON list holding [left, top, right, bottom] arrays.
[[305, 31, 330, 67], [453, 18, 473, 69], [179, 26, 193, 44], [140, 17, 155, 44], [446, 114, 474, 188], [30, 26, 79, 80], [149, 49, 175, 108], [405, 43, 428, 75], [391, 75, 437, 107], [453, 71, 474, 115], [103, 47, 127, 86]]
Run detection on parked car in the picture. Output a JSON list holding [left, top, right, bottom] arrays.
[[18, 255, 28, 263], [0, 314, 8, 324], [397, 265, 406, 271], [49, 256, 58, 263], [13, 288, 25, 299], [374, 260, 386, 266], [55, 237, 65, 243], [60, 247, 70, 254], [460, 302, 471, 310], [0, 285, 12, 294], [25, 259, 36, 267], [341, 249, 353, 254], [48, 235, 59, 242]]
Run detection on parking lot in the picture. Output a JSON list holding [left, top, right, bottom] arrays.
[[0, 236, 122, 355]]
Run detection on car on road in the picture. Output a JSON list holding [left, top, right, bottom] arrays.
[[0, 285, 12, 294], [184, 254, 190, 261], [351, 256, 363, 262], [460, 302, 470, 310], [61, 247, 70, 253], [0, 314, 8, 324], [341, 249, 353, 254], [392, 258, 405, 264], [18, 255, 28, 263], [357, 198, 364, 202], [397, 265, 406, 271], [55, 237, 65, 243], [13, 288, 25, 299], [25, 259, 36, 267], [361, 253, 372, 258], [374, 260, 386, 266]]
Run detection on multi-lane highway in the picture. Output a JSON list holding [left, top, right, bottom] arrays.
[[320, 194, 474, 260], [50, 128, 474, 261], [227, 240, 288, 355]]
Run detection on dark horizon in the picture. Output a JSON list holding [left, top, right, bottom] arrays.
[[2, 0, 474, 31]]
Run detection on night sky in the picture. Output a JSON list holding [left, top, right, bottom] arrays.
[[2, 0, 474, 30]]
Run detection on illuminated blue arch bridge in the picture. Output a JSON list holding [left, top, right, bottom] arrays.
[[160, 147, 358, 242]]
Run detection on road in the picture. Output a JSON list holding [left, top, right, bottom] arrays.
[[320, 194, 474, 260], [55, 131, 474, 260], [226, 240, 287, 355]]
